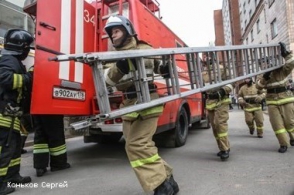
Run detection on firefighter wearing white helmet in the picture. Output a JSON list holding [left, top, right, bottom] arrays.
[[103, 15, 179, 194], [0, 29, 34, 195]]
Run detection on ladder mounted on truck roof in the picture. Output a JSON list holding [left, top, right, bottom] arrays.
[[51, 43, 283, 130]]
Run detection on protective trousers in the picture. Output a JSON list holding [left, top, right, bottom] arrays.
[[208, 103, 230, 151], [33, 115, 68, 169], [268, 103, 294, 146], [123, 116, 172, 192], [20, 116, 31, 151], [0, 128, 21, 183], [244, 109, 264, 136]]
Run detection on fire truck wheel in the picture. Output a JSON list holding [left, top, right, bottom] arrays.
[[174, 107, 189, 147], [91, 133, 122, 144]]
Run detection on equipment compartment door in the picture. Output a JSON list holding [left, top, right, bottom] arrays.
[[32, 0, 96, 115]]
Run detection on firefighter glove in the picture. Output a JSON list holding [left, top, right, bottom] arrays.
[[279, 42, 291, 58], [159, 64, 170, 78], [263, 71, 272, 81], [255, 96, 263, 103], [116, 59, 137, 74]]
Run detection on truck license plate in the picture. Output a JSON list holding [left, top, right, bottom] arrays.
[[53, 87, 86, 101]]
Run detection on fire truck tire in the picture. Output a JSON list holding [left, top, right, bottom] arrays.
[[174, 107, 189, 147], [95, 133, 122, 144]]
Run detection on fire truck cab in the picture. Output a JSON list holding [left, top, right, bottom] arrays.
[[23, 0, 209, 147]]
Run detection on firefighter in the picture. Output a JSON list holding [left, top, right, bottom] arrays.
[[238, 78, 266, 138], [202, 60, 233, 161], [32, 115, 70, 177], [256, 42, 294, 153], [0, 29, 33, 195], [103, 15, 179, 194]]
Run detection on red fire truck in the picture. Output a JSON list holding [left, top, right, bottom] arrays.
[[23, 0, 209, 147]]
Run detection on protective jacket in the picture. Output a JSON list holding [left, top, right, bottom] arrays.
[[104, 37, 163, 121], [202, 65, 234, 110], [238, 83, 266, 112], [0, 55, 32, 131], [256, 53, 294, 104]]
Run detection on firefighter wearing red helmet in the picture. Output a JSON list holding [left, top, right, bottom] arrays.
[[103, 15, 179, 194], [238, 78, 266, 138], [0, 29, 34, 195], [256, 42, 294, 153]]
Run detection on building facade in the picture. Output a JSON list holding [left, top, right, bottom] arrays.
[[238, 0, 293, 50], [0, 0, 34, 39], [215, 0, 294, 78]]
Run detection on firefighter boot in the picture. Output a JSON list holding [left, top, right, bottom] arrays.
[[219, 150, 230, 161], [36, 168, 47, 177], [278, 146, 287, 153], [290, 139, 294, 146], [9, 174, 31, 184], [168, 175, 179, 194], [249, 128, 255, 135], [217, 148, 230, 156], [0, 182, 15, 195], [154, 179, 174, 195], [51, 163, 71, 172]]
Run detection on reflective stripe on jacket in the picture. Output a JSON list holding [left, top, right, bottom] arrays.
[[256, 54, 294, 106], [238, 83, 266, 110], [0, 114, 20, 131], [206, 84, 234, 110]]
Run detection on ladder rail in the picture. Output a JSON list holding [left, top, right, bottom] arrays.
[[50, 43, 280, 63], [70, 64, 284, 130], [49, 44, 285, 129]]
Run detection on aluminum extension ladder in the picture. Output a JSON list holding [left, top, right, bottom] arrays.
[[51, 43, 282, 129]]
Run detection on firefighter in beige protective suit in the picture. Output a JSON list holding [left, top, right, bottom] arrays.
[[202, 60, 233, 161], [103, 15, 179, 195], [238, 78, 266, 138], [256, 42, 294, 153]]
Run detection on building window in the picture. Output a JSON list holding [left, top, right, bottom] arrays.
[[256, 19, 260, 33], [245, 20, 247, 28], [251, 30, 254, 41], [271, 18, 278, 38], [249, 10, 252, 18], [243, 3, 246, 14], [246, 38, 249, 45], [255, 0, 258, 7], [268, 0, 275, 7], [248, 0, 250, 3]]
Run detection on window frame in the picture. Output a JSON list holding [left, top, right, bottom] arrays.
[[270, 18, 278, 39]]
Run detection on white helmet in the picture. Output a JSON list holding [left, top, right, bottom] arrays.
[[104, 15, 137, 43]]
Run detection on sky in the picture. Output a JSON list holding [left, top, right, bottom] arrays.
[[157, 0, 223, 47], [11, 0, 223, 47]]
